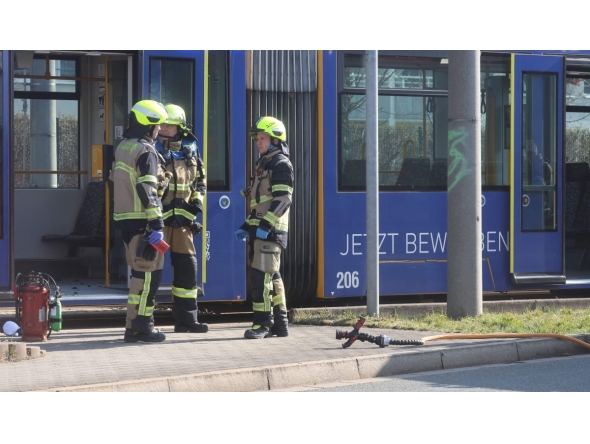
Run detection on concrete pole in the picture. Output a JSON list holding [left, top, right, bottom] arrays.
[[31, 59, 57, 188], [366, 50, 379, 317], [447, 50, 482, 318]]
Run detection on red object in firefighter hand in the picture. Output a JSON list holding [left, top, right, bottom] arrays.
[[148, 230, 169, 254], [150, 239, 170, 254]]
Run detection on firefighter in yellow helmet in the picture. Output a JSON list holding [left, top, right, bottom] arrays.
[[156, 104, 209, 333], [111, 100, 168, 343], [236, 116, 294, 339]]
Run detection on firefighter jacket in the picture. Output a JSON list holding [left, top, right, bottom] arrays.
[[240, 148, 294, 249], [155, 136, 206, 228], [112, 136, 165, 233]]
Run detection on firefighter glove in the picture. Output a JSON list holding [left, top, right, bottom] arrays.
[[235, 229, 249, 241], [256, 227, 270, 240], [191, 220, 203, 235], [148, 229, 164, 245], [191, 199, 203, 213], [137, 232, 157, 261]]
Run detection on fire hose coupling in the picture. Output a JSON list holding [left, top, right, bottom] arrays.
[[336, 316, 424, 348], [338, 318, 590, 350]]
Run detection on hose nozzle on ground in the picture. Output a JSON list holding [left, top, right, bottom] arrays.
[[336, 316, 590, 350], [336, 317, 423, 348]]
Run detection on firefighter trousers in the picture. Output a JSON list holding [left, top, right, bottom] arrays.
[[164, 226, 201, 327], [249, 239, 288, 330], [123, 230, 165, 330]]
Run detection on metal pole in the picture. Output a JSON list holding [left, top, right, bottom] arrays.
[[366, 50, 379, 317], [105, 55, 111, 288], [202, 50, 209, 284], [447, 50, 482, 318]]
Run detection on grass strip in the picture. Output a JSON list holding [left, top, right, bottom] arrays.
[[291, 307, 590, 335]]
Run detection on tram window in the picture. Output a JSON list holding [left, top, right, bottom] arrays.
[[565, 111, 590, 164], [339, 53, 450, 191], [340, 93, 448, 190], [338, 53, 511, 191], [480, 55, 510, 187], [565, 77, 590, 165], [207, 51, 229, 191], [343, 53, 441, 90], [521, 72, 558, 232], [13, 56, 80, 189], [566, 77, 590, 106], [149, 57, 195, 124], [149, 52, 230, 191]]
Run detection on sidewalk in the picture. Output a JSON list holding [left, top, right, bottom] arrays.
[[1, 317, 589, 392]]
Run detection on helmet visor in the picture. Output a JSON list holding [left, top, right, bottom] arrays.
[[146, 115, 163, 124]]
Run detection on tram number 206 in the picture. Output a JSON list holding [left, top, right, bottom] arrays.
[[336, 271, 359, 289]]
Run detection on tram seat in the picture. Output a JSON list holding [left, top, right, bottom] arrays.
[[342, 159, 366, 187], [428, 159, 447, 187], [41, 182, 113, 257], [573, 189, 590, 234], [565, 162, 590, 234], [396, 158, 431, 187]]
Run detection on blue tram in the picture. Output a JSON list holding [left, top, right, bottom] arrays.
[[1, 50, 590, 306]]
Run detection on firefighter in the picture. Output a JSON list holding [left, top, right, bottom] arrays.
[[155, 104, 209, 333], [236, 116, 294, 339], [112, 99, 168, 343]]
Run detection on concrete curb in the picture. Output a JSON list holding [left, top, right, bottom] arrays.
[[45, 334, 590, 392]]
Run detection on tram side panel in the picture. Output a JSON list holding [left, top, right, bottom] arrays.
[[321, 190, 513, 298], [319, 50, 514, 299], [195, 193, 247, 302]]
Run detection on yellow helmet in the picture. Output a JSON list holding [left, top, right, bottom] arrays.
[[250, 116, 286, 142], [130, 100, 168, 126], [163, 104, 187, 129]]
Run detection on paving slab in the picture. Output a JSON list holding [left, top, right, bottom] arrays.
[[1, 322, 588, 392]]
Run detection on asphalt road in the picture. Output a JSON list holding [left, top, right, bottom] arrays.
[[291, 354, 590, 392]]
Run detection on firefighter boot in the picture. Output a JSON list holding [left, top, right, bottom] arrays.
[[271, 316, 289, 337], [175, 323, 209, 333], [270, 278, 289, 337], [244, 325, 272, 339], [125, 315, 166, 343], [172, 304, 209, 333], [124, 328, 166, 343]]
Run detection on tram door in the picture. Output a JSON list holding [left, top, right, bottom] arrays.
[[142, 51, 247, 302], [510, 54, 565, 284]]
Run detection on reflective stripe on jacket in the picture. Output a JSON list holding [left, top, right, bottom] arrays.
[[241, 149, 293, 249], [112, 137, 165, 232], [157, 137, 206, 228]]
